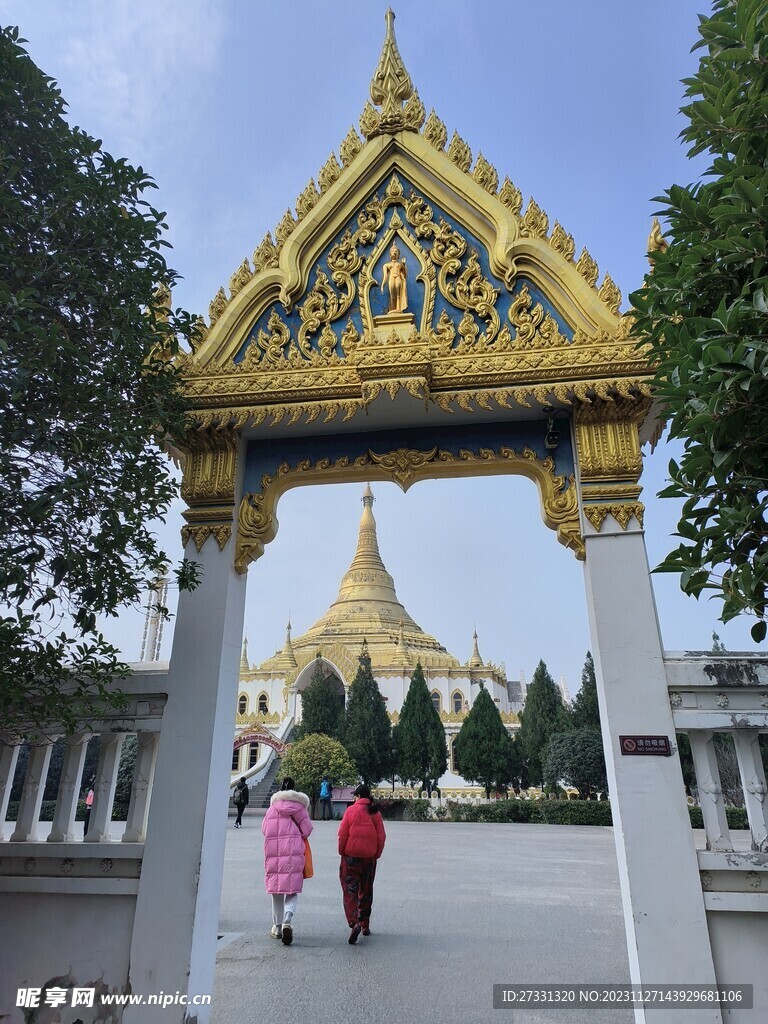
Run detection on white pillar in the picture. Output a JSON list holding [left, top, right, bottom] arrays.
[[0, 744, 20, 840], [84, 733, 125, 842], [689, 730, 732, 851], [124, 530, 247, 1024], [733, 731, 768, 851], [583, 521, 721, 1024], [10, 742, 53, 842], [48, 732, 89, 843], [122, 732, 159, 843]]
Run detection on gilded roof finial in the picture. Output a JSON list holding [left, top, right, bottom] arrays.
[[240, 634, 249, 672], [363, 482, 374, 508], [469, 627, 484, 668], [647, 216, 669, 264], [364, 9, 422, 138], [279, 619, 297, 669]]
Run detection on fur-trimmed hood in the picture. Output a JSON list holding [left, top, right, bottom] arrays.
[[270, 789, 310, 809]]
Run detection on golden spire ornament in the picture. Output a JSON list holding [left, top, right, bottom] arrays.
[[363, 9, 424, 138]]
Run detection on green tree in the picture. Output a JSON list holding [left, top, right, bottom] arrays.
[[396, 661, 447, 793], [454, 682, 517, 798], [0, 27, 200, 738], [297, 654, 344, 740], [277, 733, 358, 818], [543, 729, 608, 799], [517, 660, 569, 786], [343, 643, 393, 785], [571, 652, 601, 730], [630, 0, 768, 642]]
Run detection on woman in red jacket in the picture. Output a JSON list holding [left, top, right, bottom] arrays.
[[337, 784, 386, 944]]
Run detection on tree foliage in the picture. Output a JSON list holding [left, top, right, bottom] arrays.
[[343, 645, 393, 785], [630, 0, 768, 641], [0, 27, 200, 737], [570, 651, 601, 730], [277, 733, 359, 811], [395, 661, 447, 791], [454, 682, 517, 797], [543, 728, 608, 799], [297, 654, 344, 740], [517, 660, 569, 785]]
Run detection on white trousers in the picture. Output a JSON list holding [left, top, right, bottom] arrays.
[[271, 893, 298, 926]]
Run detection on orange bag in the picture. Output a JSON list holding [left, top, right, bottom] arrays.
[[303, 837, 314, 879]]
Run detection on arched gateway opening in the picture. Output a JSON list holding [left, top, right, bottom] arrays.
[[118, 12, 731, 1024]]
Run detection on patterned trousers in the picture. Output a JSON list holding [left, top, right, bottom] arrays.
[[340, 856, 377, 928]]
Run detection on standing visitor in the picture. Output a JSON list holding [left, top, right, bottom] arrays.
[[319, 775, 333, 820], [337, 784, 386, 943], [261, 776, 313, 945], [82, 780, 94, 837], [233, 776, 249, 828]]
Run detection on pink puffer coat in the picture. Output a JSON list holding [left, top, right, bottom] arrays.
[[261, 789, 313, 894]]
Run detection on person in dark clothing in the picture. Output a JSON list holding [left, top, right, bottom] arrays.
[[319, 775, 333, 820], [337, 784, 386, 943], [233, 777, 249, 828]]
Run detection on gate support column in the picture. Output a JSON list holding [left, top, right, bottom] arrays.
[[125, 430, 245, 1024], [577, 399, 720, 1024]]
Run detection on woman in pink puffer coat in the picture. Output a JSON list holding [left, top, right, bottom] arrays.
[[261, 776, 313, 945]]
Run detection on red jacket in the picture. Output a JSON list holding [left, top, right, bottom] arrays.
[[338, 799, 386, 859]]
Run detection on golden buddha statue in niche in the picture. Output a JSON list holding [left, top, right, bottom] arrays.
[[381, 243, 408, 313]]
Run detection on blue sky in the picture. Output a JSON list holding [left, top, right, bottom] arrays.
[[3, 0, 754, 687]]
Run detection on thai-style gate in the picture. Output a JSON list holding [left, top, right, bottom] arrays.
[[1, 12, 767, 1024]]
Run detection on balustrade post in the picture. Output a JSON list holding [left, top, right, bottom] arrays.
[[732, 731, 768, 852], [0, 744, 20, 841], [48, 733, 90, 843], [10, 742, 54, 842], [84, 733, 125, 842], [688, 731, 732, 852], [122, 732, 159, 843]]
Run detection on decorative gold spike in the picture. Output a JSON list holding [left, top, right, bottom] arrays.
[[472, 153, 498, 194], [275, 208, 296, 251], [295, 179, 320, 221], [318, 153, 342, 193], [499, 177, 523, 216], [647, 216, 669, 259], [229, 259, 252, 297], [598, 274, 622, 314], [369, 8, 415, 134], [403, 90, 426, 131], [189, 316, 208, 353], [339, 126, 362, 167], [385, 172, 404, 200], [447, 131, 472, 172], [575, 247, 599, 287], [549, 222, 575, 261], [209, 287, 227, 325], [253, 232, 279, 273], [359, 101, 381, 140], [520, 197, 549, 239], [423, 109, 447, 151]]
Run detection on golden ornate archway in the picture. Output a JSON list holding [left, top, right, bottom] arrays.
[[178, 10, 652, 568]]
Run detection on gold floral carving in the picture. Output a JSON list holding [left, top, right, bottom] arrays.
[[447, 131, 472, 173], [339, 127, 362, 167], [403, 91, 426, 131], [598, 274, 622, 314], [229, 259, 252, 297], [235, 443, 583, 573], [499, 177, 523, 216], [508, 284, 565, 347], [550, 222, 575, 262], [584, 503, 645, 533], [365, 9, 419, 137], [253, 233, 279, 273], [295, 179, 320, 221], [473, 153, 499, 194], [209, 287, 227, 325], [318, 153, 342, 193], [180, 427, 239, 554], [520, 198, 549, 239], [423, 109, 447, 151], [647, 217, 669, 257], [575, 248, 599, 287]]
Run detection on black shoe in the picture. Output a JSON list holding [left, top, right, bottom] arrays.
[[281, 923, 293, 945], [348, 924, 361, 944], [362, 925, 370, 936]]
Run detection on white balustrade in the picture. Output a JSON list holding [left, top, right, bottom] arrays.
[[10, 742, 55, 842], [84, 733, 126, 842], [688, 730, 732, 851], [0, 744, 20, 840], [733, 731, 768, 852], [48, 733, 90, 843], [122, 732, 159, 843]]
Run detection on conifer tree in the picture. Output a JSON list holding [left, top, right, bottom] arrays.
[[343, 642, 393, 785], [396, 661, 447, 792], [454, 682, 517, 798], [298, 653, 344, 740], [570, 652, 601, 730], [517, 660, 569, 786]]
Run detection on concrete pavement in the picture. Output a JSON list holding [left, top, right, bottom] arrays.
[[214, 819, 634, 1024]]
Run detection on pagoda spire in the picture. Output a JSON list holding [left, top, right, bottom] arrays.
[[281, 618, 298, 669], [393, 618, 412, 667], [469, 627, 484, 668], [363, 9, 423, 138], [240, 635, 249, 672]]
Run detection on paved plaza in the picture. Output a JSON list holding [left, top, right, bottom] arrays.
[[214, 816, 634, 1024]]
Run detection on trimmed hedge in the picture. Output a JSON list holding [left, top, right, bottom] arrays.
[[447, 799, 611, 825], [376, 798, 431, 821], [4, 800, 130, 823], [688, 805, 748, 830]]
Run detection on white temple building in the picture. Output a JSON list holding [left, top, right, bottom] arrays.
[[231, 486, 519, 796]]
